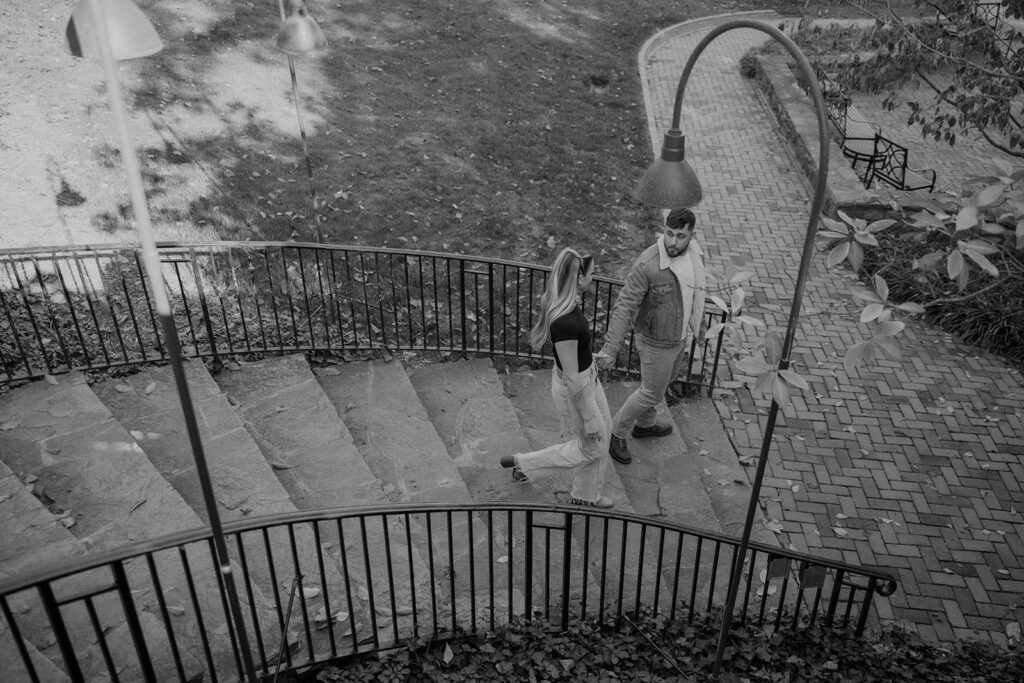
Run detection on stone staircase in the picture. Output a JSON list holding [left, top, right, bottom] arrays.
[[0, 352, 765, 681]]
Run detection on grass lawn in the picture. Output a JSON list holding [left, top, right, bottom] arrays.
[[110, 0, 873, 278]]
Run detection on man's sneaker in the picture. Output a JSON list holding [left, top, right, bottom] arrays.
[[609, 434, 631, 464], [631, 423, 673, 438]]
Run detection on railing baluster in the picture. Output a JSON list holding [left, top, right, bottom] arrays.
[[824, 568, 846, 628], [382, 516, 399, 644], [85, 596, 119, 682], [179, 545, 219, 680], [524, 510, 533, 621], [111, 561, 158, 682], [235, 532, 269, 669], [55, 254, 98, 368], [855, 577, 878, 636], [358, 516, 379, 649], [486, 509, 495, 633], [467, 511, 477, 633], [446, 510, 456, 633], [334, 518, 359, 653], [145, 551, 187, 681], [2, 594, 42, 683], [286, 523, 315, 663], [560, 512, 573, 628], [404, 512, 420, 639], [426, 513, 438, 637]]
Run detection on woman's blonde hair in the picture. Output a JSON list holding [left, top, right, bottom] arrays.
[[529, 248, 589, 350]]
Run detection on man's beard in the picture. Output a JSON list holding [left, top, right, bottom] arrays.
[[665, 244, 688, 258]]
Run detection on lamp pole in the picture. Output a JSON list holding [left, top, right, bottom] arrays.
[[276, 0, 328, 244], [66, 1, 258, 680], [632, 19, 830, 678]]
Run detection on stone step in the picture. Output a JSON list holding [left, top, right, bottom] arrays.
[[497, 365, 679, 614], [317, 359, 520, 624], [215, 353, 433, 642], [91, 362, 357, 665], [602, 381, 731, 610], [214, 354, 384, 510], [0, 630, 69, 683], [0, 373, 249, 679]]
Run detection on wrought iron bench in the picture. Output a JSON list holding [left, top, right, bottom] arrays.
[[864, 133, 936, 192], [815, 66, 879, 177]]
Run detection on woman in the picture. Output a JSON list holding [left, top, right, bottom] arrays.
[[500, 248, 614, 508]]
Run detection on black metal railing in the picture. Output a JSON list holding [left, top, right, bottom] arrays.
[[0, 503, 896, 682], [0, 242, 727, 389]]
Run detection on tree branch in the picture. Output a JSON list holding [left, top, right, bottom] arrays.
[[923, 278, 1006, 307]]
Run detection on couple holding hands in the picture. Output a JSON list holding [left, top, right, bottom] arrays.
[[500, 208, 707, 508]]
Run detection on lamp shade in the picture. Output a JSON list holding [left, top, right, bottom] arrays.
[[66, 0, 163, 61], [633, 130, 703, 209], [276, 0, 328, 55]]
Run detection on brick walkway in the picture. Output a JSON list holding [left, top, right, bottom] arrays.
[[640, 11, 1024, 646]]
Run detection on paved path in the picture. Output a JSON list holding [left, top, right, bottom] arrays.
[[640, 11, 1024, 647]]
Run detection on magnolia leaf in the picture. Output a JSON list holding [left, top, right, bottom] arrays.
[[955, 205, 978, 232], [1017, 219, 1024, 250], [964, 249, 999, 277], [763, 519, 784, 533], [867, 218, 896, 233], [877, 308, 893, 322], [754, 369, 777, 395], [853, 231, 878, 247], [850, 286, 882, 304], [764, 332, 784, 365], [731, 286, 745, 315], [772, 375, 792, 407], [733, 315, 765, 328], [818, 230, 848, 240], [973, 183, 1004, 208], [992, 158, 1014, 177], [827, 241, 850, 268], [44, 374, 59, 385], [836, 210, 856, 226], [946, 250, 964, 279], [913, 251, 944, 272], [832, 527, 848, 537], [843, 340, 875, 376], [957, 259, 970, 292], [734, 355, 773, 375], [895, 301, 925, 314], [710, 295, 730, 314], [874, 337, 902, 361], [908, 211, 944, 229], [980, 222, 1005, 235], [874, 320, 906, 337], [860, 303, 885, 323], [443, 643, 454, 664], [144, 381, 156, 395], [779, 369, 810, 390], [873, 274, 889, 302], [963, 239, 998, 255], [704, 323, 727, 341], [847, 240, 864, 272], [819, 215, 846, 232]]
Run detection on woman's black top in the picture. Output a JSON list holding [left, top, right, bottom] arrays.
[[549, 305, 593, 372]]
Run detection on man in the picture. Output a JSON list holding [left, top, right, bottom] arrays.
[[595, 207, 706, 464]]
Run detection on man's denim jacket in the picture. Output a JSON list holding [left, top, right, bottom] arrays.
[[600, 239, 707, 359]]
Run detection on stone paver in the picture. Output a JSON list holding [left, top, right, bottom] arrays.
[[641, 11, 1024, 646]]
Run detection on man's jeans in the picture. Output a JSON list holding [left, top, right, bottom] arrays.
[[516, 364, 611, 502], [611, 336, 688, 437]]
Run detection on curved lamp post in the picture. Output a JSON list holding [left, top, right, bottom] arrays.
[[633, 19, 830, 678], [65, 1, 258, 680], [276, 0, 328, 243]]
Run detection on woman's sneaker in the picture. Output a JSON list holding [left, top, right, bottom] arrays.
[[631, 422, 673, 438], [500, 455, 529, 483], [569, 496, 614, 509]]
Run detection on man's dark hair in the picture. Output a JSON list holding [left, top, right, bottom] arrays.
[[665, 208, 696, 231]]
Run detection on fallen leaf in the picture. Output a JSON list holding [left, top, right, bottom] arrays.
[[61, 516, 76, 528], [114, 384, 132, 393], [44, 374, 58, 385], [167, 606, 186, 616], [275, 405, 288, 413], [791, 485, 800, 493], [443, 643, 454, 664], [835, 513, 848, 519], [25, 474, 37, 484], [270, 461, 295, 470], [941, 568, 953, 574], [763, 519, 784, 533], [832, 527, 848, 537], [497, 555, 508, 563], [144, 381, 156, 395]]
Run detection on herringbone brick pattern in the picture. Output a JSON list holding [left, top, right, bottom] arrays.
[[641, 14, 1024, 646]]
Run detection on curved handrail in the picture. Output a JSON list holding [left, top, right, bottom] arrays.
[[0, 502, 897, 598], [0, 502, 897, 681], [0, 241, 728, 388]]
